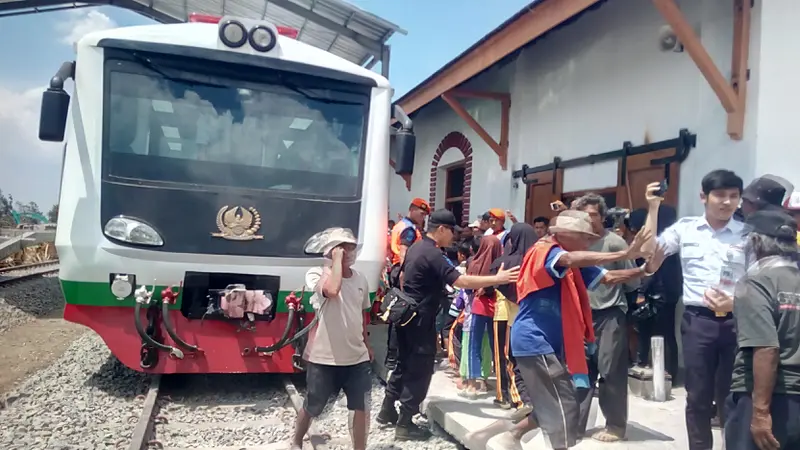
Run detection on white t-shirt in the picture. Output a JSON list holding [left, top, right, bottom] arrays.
[[303, 266, 371, 366]]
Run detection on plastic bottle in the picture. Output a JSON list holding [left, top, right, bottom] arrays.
[[714, 245, 745, 316]]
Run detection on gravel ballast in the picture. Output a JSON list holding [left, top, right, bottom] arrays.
[[154, 374, 459, 449], [0, 273, 63, 333], [2, 334, 459, 450], [0, 333, 150, 450]]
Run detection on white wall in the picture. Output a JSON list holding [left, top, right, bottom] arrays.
[[390, 0, 784, 219], [752, 0, 800, 185], [389, 91, 505, 219]]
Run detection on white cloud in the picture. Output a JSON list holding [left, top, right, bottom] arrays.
[[58, 9, 118, 45], [0, 8, 119, 208], [0, 85, 63, 208]]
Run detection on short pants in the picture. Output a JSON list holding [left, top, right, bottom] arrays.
[[304, 361, 372, 417]]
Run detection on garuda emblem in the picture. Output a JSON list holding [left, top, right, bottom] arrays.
[[211, 205, 264, 241]]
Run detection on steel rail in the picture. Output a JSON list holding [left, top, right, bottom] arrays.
[[126, 375, 330, 450], [0, 260, 59, 275], [0, 264, 60, 287]]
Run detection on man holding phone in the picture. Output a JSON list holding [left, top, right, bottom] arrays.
[[640, 170, 747, 450]]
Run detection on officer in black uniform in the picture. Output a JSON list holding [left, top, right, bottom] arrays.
[[376, 209, 521, 441]]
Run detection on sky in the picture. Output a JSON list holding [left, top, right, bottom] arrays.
[[0, 0, 532, 210]]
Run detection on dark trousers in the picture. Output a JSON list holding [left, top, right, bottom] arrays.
[[518, 354, 581, 449], [384, 314, 437, 415], [507, 340, 531, 406], [578, 307, 629, 435], [506, 326, 530, 406], [441, 313, 457, 350], [492, 320, 511, 403], [725, 392, 800, 450], [450, 321, 463, 369], [636, 300, 679, 377], [385, 322, 399, 371], [682, 307, 736, 450]]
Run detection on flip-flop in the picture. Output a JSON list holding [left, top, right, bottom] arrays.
[[591, 429, 625, 442]]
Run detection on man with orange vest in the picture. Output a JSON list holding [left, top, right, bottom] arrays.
[[385, 198, 430, 374], [389, 198, 430, 266]]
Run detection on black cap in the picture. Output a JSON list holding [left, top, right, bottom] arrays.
[[745, 209, 797, 241], [743, 177, 786, 207], [429, 209, 463, 232]]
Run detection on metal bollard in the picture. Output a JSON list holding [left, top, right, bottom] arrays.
[[651, 336, 666, 402]]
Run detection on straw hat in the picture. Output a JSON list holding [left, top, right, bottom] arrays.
[[548, 210, 599, 237], [303, 227, 359, 255]]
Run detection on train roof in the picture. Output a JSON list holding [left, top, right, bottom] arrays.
[[76, 21, 391, 89]]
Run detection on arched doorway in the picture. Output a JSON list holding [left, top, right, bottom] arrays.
[[429, 131, 473, 224]]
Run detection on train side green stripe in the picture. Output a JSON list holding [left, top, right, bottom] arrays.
[[60, 280, 376, 312]]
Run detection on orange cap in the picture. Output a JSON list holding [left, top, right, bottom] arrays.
[[410, 198, 431, 213], [488, 208, 506, 221]]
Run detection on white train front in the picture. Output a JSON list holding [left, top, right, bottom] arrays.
[[38, 14, 417, 373]]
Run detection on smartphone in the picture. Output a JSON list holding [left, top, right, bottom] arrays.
[[550, 202, 560, 211], [654, 179, 668, 197]]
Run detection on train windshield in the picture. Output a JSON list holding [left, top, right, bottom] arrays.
[[102, 55, 369, 199]]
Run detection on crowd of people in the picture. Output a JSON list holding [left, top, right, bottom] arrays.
[[290, 168, 800, 450]]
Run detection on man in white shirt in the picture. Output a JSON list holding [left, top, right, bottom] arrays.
[[642, 170, 746, 450], [291, 227, 374, 450]]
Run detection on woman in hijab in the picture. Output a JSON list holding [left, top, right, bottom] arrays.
[[489, 223, 539, 410], [459, 235, 503, 398]]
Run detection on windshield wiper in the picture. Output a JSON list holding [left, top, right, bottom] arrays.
[[130, 52, 363, 105], [282, 81, 364, 106], [130, 52, 225, 89]]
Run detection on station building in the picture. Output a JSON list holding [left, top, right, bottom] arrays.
[[389, 0, 799, 224]]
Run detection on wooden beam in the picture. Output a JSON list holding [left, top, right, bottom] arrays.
[[397, 0, 603, 116], [652, 0, 739, 114], [388, 159, 412, 190], [441, 92, 509, 170], [727, 0, 751, 140]]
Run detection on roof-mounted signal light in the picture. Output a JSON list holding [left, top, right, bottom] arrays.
[[188, 13, 221, 24], [188, 12, 299, 39]]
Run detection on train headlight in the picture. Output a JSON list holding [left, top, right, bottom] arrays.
[[249, 25, 277, 52], [110, 274, 135, 300], [104, 216, 164, 247], [219, 19, 247, 48]]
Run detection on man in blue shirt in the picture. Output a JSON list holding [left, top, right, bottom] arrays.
[[468, 210, 663, 450]]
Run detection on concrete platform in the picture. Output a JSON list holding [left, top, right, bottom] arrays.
[[423, 369, 724, 450]]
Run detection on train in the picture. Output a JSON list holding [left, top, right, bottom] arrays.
[[37, 13, 416, 373]]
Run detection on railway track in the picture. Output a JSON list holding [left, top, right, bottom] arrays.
[[0, 261, 59, 286], [128, 374, 332, 450]]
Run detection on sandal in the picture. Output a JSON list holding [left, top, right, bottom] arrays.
[[591, 429, 625, 442], [458, 388, 478, 400]]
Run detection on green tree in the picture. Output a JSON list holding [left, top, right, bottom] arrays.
[[47, 204, 59, 223], [15, 201, 42, 216], [0, 190, 13, 227]]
